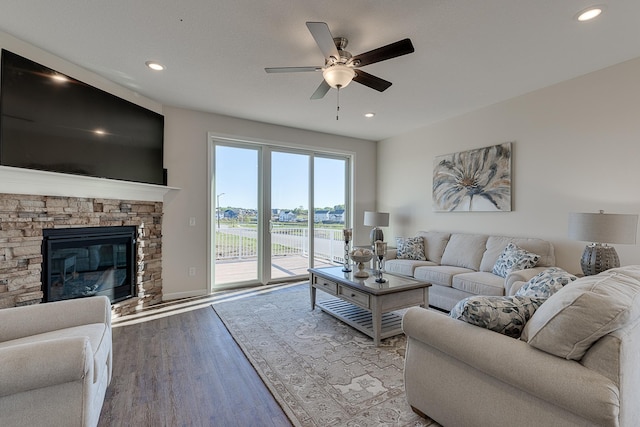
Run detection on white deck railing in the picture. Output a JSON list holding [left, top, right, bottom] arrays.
[[215, 226, 345, 263]]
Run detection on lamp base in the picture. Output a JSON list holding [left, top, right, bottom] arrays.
[[370, 227, 384, 248], [580, 243, 620, 276]]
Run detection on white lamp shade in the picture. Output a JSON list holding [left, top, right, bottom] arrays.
[[363, 211, 390, 227], [322, 64, 355, 88], [568, 212, 638, 244]]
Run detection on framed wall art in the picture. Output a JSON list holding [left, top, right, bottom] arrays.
[[432, 142, 512, 212]]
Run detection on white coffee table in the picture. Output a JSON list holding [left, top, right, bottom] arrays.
[[309, 266, 431, 346]]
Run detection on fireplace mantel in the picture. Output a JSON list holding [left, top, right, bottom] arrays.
[[0, 166, 178, 201]]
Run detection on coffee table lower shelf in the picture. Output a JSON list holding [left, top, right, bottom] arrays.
[[316, 298, 403, 342]]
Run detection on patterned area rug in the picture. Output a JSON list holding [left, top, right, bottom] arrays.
[[212, 283, 439, 427]]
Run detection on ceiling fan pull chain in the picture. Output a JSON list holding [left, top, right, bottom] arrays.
[[336, 86, 340, 120]]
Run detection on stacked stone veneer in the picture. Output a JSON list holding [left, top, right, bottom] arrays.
[[0, 193, 162, 316]]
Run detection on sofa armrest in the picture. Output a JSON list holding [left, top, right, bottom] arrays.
[[0, 296, 111, 342], [402, 307, 619, 424], [0, 336, 92, 398], [385, 248, 397, 260], [504, 266, 548, 295]]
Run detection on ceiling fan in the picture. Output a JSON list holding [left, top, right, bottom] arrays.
[[265, 22, 415, 100]]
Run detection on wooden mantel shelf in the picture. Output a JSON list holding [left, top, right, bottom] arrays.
[[0, 165, 178, 202]]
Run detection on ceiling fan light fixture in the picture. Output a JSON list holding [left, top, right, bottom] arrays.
[[323, 64, 355, 88]]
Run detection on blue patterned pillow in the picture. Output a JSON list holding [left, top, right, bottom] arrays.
[[492, 243, 540, 278], [516, 267, 578, 298], [395, 237, 426, 260], [450, 295, 545, 338]]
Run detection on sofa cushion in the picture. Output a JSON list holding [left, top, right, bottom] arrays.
[[384, 259, 437, 277], [414, 265, 474, 287], [480, 236, 556, 272], [515, 267, 577, 298], [440, 233, 488, 270], [452, 272, 505, 296], [522, 269, 640, 360], [491, 243, 540, 278], [450, 295, 545, 338], [395, 236, 426, 260], [416, 231, 450, 263]]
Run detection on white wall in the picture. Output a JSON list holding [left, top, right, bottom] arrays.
[[378, 57, 640, 274], [162, 107, 376, 299]]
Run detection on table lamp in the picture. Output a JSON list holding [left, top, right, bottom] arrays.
[[568, 210, 638, 275], [363, 211, 389, 248]]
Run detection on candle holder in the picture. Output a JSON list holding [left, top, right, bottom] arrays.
[[374, 241, 387, 283], [342, 228, 352, 272]]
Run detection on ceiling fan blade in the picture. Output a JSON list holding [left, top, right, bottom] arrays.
[[306, 22, 340, 60], [353, 70, 392, 92], [265, 66, 322, 73], [352, 38, 415, 67], [310, 80, 331, 100]]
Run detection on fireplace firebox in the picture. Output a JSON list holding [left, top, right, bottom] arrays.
[[42, 226, 137, 304]]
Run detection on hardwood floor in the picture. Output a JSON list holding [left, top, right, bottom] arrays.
[[98, 300, 292, 426]]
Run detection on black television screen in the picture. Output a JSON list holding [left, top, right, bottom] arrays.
[[0, 50, 165, 185]]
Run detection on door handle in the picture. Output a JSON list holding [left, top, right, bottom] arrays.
[[269, 220, 273, 233]]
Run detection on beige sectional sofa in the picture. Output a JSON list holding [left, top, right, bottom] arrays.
[[402, 266, 640, 427], [385, 231, 555, 311]]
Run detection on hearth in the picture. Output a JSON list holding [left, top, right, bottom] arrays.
[[42, 226, 137, 304]]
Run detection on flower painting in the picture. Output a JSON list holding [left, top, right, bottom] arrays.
[[433, 142, 512, 212]]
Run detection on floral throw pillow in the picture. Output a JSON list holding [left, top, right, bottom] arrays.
[[450, 295, 546, 338], [492, 243, 540, 278], [395, 237, 426, 260], [516, 267, 578, 298]]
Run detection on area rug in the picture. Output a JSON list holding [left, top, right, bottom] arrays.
[[212, 283, 439, 427]]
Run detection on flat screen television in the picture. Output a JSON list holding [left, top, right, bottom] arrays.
[[0, 49, 165, 185]]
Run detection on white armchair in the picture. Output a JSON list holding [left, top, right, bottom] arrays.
[[0, 296, 112, 427]]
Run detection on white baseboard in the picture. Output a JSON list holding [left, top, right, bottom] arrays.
[[162, 289, 208, 301]]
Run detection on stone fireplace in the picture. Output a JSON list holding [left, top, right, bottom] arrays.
[[0, 191, 163, 317]]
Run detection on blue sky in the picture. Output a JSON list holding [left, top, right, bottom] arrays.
[[215, 146, 346, 210]]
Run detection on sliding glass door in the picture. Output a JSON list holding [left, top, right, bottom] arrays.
[[213, 144, 260, 285], [270, 151, 310, 279], [313, 156, 349, 269], [211, 139, 351, 289]]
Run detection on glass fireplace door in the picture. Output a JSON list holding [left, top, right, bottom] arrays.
[[42, 226, 136, 303]]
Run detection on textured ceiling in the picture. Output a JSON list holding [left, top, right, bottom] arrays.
[[1, 0, 639, 141]]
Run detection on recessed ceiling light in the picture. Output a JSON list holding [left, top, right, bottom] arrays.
[[576, 6, 604, 22], [94, 129, 106, 135], [145, 61, 165, 71], [364, 112, 375, 118]]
